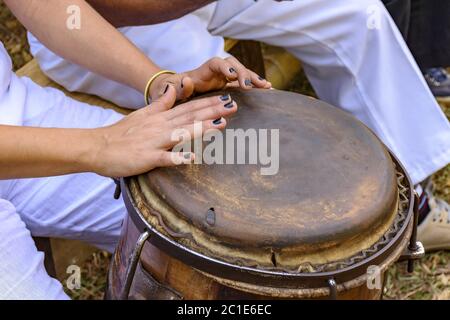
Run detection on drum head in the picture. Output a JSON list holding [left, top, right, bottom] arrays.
[[131, 89, 398, 270]]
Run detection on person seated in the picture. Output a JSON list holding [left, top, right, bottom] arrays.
[[0, 0, 276, 299], [28, 0, 450, 251]]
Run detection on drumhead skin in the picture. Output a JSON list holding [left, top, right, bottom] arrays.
[[131, 89, 398, 270]]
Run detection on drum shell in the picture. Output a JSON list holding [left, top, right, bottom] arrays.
[[106, 212, 412, 300], [105, 89, 417, 300]]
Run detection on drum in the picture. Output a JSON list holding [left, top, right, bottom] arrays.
[[106, 89, 424, 300]]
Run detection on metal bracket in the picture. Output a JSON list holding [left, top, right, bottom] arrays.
[[119, 230, 150, 300], [327, 278, 337, 300], [399, 241, 425, 262], [399, 192, 425, 272]]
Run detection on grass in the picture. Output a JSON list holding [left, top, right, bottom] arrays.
[[63, 251, 111, 300], [0, 0, 448, 300]]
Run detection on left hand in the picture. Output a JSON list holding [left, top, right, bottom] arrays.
[[150, 56, 272, 101]]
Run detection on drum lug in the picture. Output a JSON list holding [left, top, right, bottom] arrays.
[[399, 192, 425, 272], [399, 241, 425, 266], [113, 178, 122, 200], [120, 230, 151, 300], [327, 278, 337, 300]]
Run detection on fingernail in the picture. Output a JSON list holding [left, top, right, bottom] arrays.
[[220, 94, 230, 101], [180, 77, 185, 89], [229, 67, 236, 73], [183, 153, 191, 160], [213, 118, 222, 125], [244, 79, 252, 87], [224, 101, 234, 109], [258, 76, 265, 81], [163, 84, 170, 94]]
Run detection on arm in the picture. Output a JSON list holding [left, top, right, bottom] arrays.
[[5, 0, 269, 103], [5, 0, 160, 94], [0, 88, 236, 179], [86, 0, 215, 27], [0, 125, 98, 179]]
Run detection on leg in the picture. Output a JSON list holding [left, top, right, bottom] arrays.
[[27, 4, 227, 109], [0, 78, 126, 298], [0, 199, 69, 299], [1, 77, 126, 252], [208, 0, 450, 184]]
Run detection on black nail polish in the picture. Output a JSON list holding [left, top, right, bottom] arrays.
[[224, 101, 234, 109], [220, 94, 230, 101], [245, 79, 252, 87], [229, 67, 236, 73], [213, 118, 222, 125], [258, 76, 265, 81], [183, 153, 191, 160], [163, 84, 170, 94]]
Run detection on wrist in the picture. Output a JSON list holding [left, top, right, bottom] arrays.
[[146, 71, 176, 103], [78, 128, 108, 175]]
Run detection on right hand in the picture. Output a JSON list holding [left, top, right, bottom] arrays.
[[149, 57, 271, 101], [90, 85, 237, 177]]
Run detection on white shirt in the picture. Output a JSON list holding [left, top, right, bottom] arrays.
[[0, 42, 28, 126]]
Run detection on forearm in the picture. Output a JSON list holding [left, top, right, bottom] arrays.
[[5, 0, 160, 94], [0, 125, 98, 179], [86, 0, 215, 27]]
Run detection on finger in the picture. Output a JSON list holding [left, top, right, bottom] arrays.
[[151, 74, 184, 101], [179, 76, 195, 100], [170, 99, 237, 127], [225, 57, 254, 90], [148, 84, 177, 113], [162, 117, 227, 147], [156, 151, 195, 167], [225, 81, 240, 88], [165, 94, 232, 119], [249, 71, 272, 89], [208, 57, 238, 82]]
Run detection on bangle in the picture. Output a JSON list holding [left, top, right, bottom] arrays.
[[144, 70, 176, 105]]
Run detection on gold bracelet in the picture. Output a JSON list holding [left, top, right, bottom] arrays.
[[144, 70, 176, 105]]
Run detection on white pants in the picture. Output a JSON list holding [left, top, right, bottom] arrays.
[[0, 77, 125, 299], [28, 0, 450, 183]]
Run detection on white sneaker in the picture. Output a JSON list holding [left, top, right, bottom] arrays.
[[417, 184, 450, 251]]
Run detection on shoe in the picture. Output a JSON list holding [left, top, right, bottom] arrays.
[[417, 182, 450, 251], [424, 68, 450, 97]]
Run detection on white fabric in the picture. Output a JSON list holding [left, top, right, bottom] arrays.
[[0, 43, 125, 299], [28, 0, 450, 184]]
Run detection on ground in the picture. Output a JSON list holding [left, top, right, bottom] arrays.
[[0, 1, 448, 300]]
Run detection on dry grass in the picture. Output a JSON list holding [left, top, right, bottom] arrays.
[[62, 251, 111, 300], [0, 0, 448, 300], [385, 254, 450, 300], [0, 1, 31, 70]]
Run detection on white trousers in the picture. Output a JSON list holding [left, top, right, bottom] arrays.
[[0, 77, 125, 299], [28, 0, 450, 185]]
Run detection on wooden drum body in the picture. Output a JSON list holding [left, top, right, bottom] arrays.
[[106, 89, 423, 300]]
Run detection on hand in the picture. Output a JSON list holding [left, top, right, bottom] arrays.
[[90, 85, 237, 177], [150, 56, 272, 101]]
